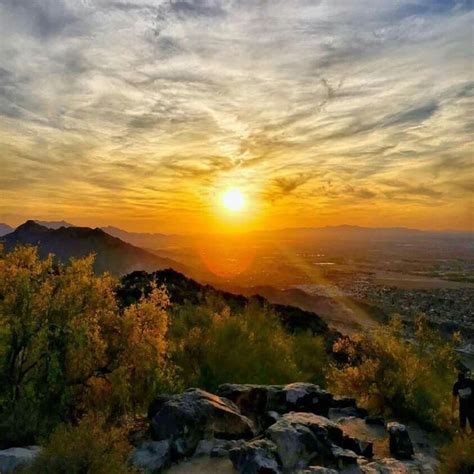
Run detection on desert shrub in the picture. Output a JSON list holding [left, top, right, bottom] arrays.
[[25, 414, 136, 474], [170, 299, 328, 391], [328, 315, 458, 431], [0, 246, 171, 445], [438, 435, 474, 474]]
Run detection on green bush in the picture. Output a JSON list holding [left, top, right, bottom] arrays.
[[25, 414, 136, 474], [170, 299, 328, 392], [438, 435, 474, 474], [328, 315, 458, 432]]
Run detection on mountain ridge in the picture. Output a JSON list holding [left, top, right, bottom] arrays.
[[1, 221, 187, 276]]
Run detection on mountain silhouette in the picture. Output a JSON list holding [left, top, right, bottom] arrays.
[[2, 221, 187, 275]]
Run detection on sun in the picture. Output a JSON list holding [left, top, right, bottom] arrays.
[[221, 188, 245, 212]]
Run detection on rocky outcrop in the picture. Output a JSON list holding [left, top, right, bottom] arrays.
[[129, 441, 170, 473], [150, 388, 255, 458], [386, 422, 414, 460], [265, 413, 341, 470], [217, 382, 334, 429], [0, 446, 42, 473], [141, 384, 431, 473]]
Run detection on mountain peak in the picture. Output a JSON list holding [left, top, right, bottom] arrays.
[[15, 220, 50, 233]]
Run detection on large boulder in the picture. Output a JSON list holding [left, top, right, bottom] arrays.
[[229, 439, 281, 474], [268, 384, 333, 417], [0, 446, 41, 473], [217, 383, 333, 424], [128, 441, 170, 473], [265, 413, 343, 471], [342, 433, 373, 458], [386, 423, 414, 460], [150, 388, 255, 458], [330, 445, 359, 471]]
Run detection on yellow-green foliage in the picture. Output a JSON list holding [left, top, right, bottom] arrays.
[[438, 435, 474, 474], [328, 316, 458, 431], [25, 414, 136, 474], [0, 246, 170, 445], [170, 299, 328, 391]]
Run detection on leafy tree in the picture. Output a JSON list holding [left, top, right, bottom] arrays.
[[0, 246, 170, 445]]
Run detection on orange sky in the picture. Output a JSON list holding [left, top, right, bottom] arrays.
[[0, 1, 473, 233]]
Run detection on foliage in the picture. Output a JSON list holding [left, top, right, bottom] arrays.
[[169, 299, 328, 392], [0, 246, 171, 446], [25, 414, 137, 474], [438, 435, 474, 474], [328, 315, 459, 431]]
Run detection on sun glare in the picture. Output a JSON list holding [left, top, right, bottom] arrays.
[[222, 188, 245, 212]]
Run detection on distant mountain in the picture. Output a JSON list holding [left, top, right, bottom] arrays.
[[101, 226, 191, 249], [0, 223, 14, 237], [1, 221, 187, 275], [34, 220, 74, 229]]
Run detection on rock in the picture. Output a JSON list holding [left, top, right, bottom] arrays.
[[194, 438, 244, 458], [0, 446, 42, 473], [148, 394, 172, 419], [263, 411, 281, 429], [129, 440, 170, 473], [150, 388, 255, 458], [298, 468, 339, 473], [217, 383, 333, 422], [332, 395, 357, 408], [229, 439, 282, 474], [386, 423, 414, 460], [268, 383, 333, 417], [365, 416, 385, 426], [342, 434, 373, 457], [329, 406, 368, 419], [265, 412, 344, 471], [360, 457, 420, 473], [330, 445, 359, 470], [266, 417, 323, 470], [217, 384, 271, 422]]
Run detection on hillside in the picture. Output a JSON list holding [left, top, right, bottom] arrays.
[[116, 268, 334, 340], [1, 221, 187, 276]]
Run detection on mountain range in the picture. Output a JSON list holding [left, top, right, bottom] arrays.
[[1, 221, 187, 276]]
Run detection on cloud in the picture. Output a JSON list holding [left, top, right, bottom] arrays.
[[0, 0, 472, 230]]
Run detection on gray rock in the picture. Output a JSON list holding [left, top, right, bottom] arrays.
[[217, 383, 334, 422], [0, 446, 42, 473], [194, 438, 244, 458], [329, 406, 368, 419], [128, 440, 170, 473], [342, 434, 373, 458], [265, 412, 344, 471], [150, 388, 255, 458], [229, 439, 281, 474], [268, 383, 334, 417], [332, 395, 357, 408], [365, 416, 385, 426], [331, 444, 359, 470], [359, 457, 420, 473], [386, 422, 414, 460], [298, 467, 339, 473]]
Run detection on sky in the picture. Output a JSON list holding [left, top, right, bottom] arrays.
[[0, 0, 473, 233]]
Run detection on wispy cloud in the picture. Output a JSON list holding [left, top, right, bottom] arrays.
[[0, 0, 472, 231]]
